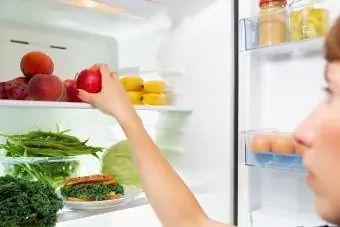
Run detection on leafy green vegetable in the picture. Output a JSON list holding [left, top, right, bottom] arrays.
[[8, 161, 81, 188], [0, 128, 104, 188], [0, 175, 63, 227], [61, 183, 124, 201], [100, 140, 140, 187]]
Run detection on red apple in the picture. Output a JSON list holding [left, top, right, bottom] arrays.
[[76, 68, 102, 93], [64, 79, 83, 102]]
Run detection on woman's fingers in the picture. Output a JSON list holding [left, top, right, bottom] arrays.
[[99, 64, 113, 87], [77, 89, 94, 103]]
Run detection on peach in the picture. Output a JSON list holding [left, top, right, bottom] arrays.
[[28, 74, 64, 101], [20, 51, 54, 78]]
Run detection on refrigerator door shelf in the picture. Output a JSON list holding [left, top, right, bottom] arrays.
[[239, 0, 339, 55], [246, 152, 305, 172], [241, 129, 305, 171]]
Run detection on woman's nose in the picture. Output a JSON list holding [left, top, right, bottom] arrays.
[[294, 121, 314, 148], [293, 105, 322, 149]]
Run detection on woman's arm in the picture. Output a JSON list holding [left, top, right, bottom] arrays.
[[78, 64, 230, 227]]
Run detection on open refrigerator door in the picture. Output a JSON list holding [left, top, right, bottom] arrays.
[[238, 0, 340, 226], [0, 0, 235, 226]]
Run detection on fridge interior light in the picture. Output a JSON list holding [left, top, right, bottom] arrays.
[[57, 0, 143, 18]]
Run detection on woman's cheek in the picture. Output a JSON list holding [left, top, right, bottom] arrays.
[[314, 114, 340, 192]]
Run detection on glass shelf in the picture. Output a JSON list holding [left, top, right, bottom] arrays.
[[241, 129, 305, 171], [239, 0, 339, 56], [240, 37, 325, 56], [57, 195, 149, 223], [0, 100, 193, 113]]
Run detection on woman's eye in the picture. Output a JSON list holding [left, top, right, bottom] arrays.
[[323, 87, 333, 95], [323, 87, 334, 104]]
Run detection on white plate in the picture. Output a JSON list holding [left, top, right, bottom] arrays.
[[56, 187, 143, 211]]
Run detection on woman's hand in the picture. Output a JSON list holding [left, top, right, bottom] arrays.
[[77, 64, 139, 125]]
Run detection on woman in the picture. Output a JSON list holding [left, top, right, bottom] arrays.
[[77, 17, 340, 227]]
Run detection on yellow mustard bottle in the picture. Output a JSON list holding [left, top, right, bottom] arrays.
[[259, 0, 288, 47]]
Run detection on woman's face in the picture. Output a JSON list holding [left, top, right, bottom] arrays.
[[294, 62, 340, 224]]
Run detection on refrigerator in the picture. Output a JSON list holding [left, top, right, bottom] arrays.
[[0, 0, 235, 226], [0, 0, 337, 226], [238, 0, 340, 226]]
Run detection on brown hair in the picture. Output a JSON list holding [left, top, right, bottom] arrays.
[[325, 17, 340, 62]]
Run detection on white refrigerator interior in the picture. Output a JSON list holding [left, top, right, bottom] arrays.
[[0, 0, 235, 226], [238, 0, 340, 226]]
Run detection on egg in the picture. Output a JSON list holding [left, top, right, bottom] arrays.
[[294, 140, 305, 156], [272, 134, 294, 154], [250, 134, 272, 153]]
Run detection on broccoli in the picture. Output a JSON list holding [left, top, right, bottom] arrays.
[[0, 175, 63, 227], [61, 183, 124, 201]]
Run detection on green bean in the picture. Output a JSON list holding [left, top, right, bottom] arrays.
[[25, 148, 67, 157], [29, 131, 81, 143], [0, 129, 105, 158], [21, 141, 74, 150]]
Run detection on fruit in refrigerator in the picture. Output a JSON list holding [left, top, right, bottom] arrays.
[[120, 76, 143, 91], [271, 134, 294, 154], [28, 74, 64, 101], [7, 84, 29, 100], [9, 77, 28, 85], [20, 51, 54, 78], [0, 82, 6, 99], [76, 67, 102, 93], [250, 134, 272, 152], [63, 79, 83, 102], [143, 80, 166, 93], [142, 93, 166, 105], [127, 91, 143, 104], [4, 82, 19, 98]]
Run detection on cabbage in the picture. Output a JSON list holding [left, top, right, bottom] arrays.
[[100, 140, 141, 187]]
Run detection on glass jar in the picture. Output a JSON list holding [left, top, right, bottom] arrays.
[[259, 0, 288, 47], [290, 1, 330, 41]]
